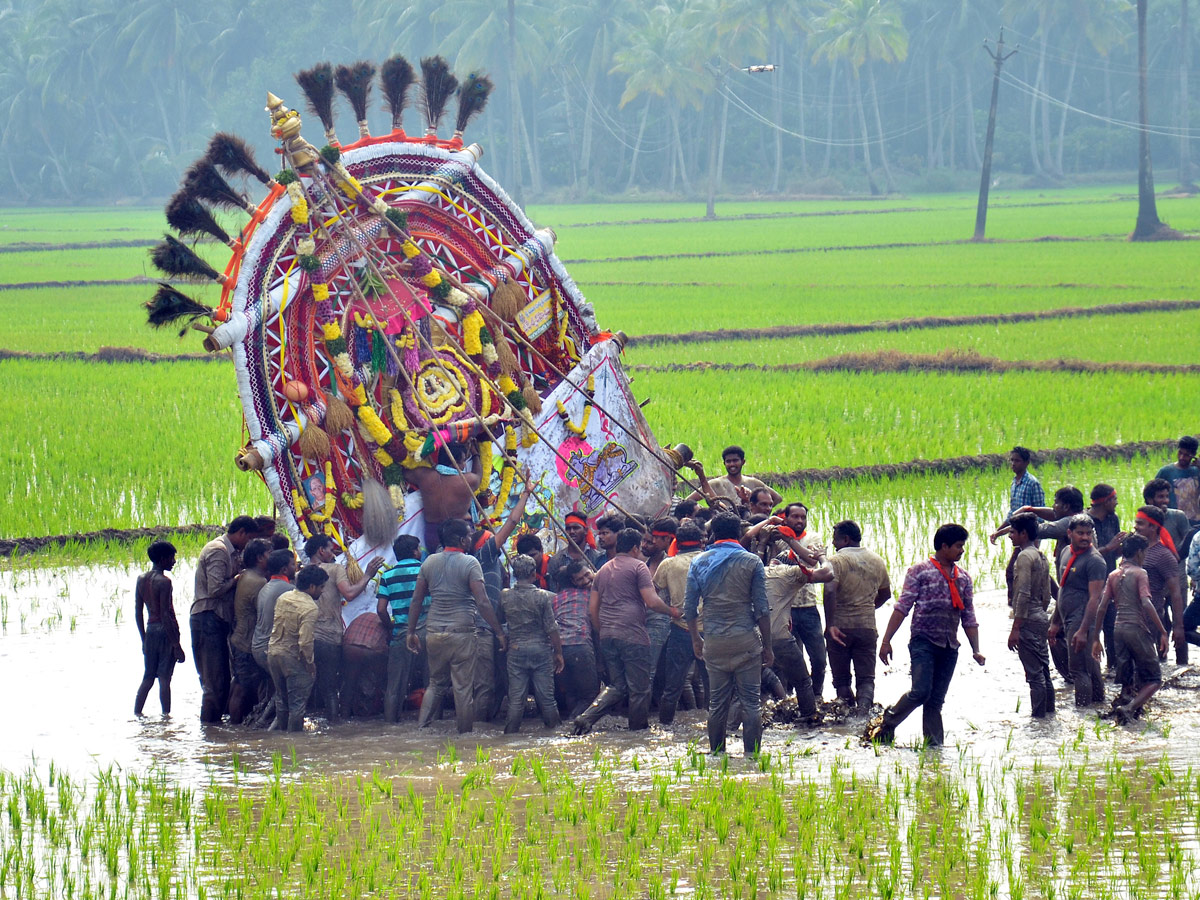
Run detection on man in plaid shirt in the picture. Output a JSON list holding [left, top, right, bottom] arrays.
[[1008, 446, 1045, 515]]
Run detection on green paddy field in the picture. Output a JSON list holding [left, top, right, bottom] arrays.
[[2, 186, 1199, 900], [0, 186, 1195, 572]]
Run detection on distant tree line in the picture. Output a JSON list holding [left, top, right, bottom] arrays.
[[0, 0, 1194, 203]]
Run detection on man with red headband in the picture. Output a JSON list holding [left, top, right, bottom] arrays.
[[1132, 504, 1186, 663], [641, 518, 679, 706], [547, 511, 603, 592], [874, 524, 985, 747]]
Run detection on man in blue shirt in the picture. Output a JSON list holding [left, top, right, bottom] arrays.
[[377, 535, 424, 722], [1007, 446, 1044, 515], [685, 513, 773, 756]]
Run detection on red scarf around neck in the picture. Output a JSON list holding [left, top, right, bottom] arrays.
[[929, 557, 964, 610]]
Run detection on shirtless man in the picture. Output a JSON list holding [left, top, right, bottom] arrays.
[[405, 442, 482, 552], [134, 541, 186, 716], [686, 446, 781, 510]]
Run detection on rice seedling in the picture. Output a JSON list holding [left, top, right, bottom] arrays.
[[638, 368, 1198, 475], [0, 359, 264, 537]]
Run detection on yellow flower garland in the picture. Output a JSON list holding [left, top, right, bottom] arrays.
[[401, 240, 420, 259], [375, 448, 393, 467], [420, 270, 442, 288], [462, 311, 484, 355], [389, 389, 410, 430], [313, 283, 329, 302], [495, 463, 516, 512], [357, 405, 393, 445], [475, 440, 493, 496], [323, 321, 342, 341]]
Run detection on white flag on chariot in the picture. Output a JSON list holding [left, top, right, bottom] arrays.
[[516, 339, 674, 524]]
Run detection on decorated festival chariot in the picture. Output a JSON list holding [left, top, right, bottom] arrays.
[[146, 56, 689, 573]]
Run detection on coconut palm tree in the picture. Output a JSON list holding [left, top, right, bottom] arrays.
[[552, 0, 635, 194], [1131, 0, 1169, 238], [810, 0, 908, 193], [610, 2, 710, 193]]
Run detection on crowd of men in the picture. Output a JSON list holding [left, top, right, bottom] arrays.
[[133, 437, 1200, 752]]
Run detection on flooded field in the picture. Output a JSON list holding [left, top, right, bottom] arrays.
[[2, 560, 1199, 898]]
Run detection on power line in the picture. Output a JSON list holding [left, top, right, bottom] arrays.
[[717, 79, 982, 149], [1001, 71, 1200, 138]]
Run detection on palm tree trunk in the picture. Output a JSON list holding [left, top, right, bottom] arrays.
[[853, 70, 877, 193], [561, 78, 579, 192], [797, 55, 808, 175], [579, 65, 597, 193], [1038, 42, 1054, 173], [1028, 49, 1045, 175], [948, 73, 957, 170], [822, 59, 837, 175], [866, 62, 894, 191], [1133, 0, 1165, 237], [924, 57, 935, 169], [672, 106, 691, 194], [965, 64, 982, 171], [1054, 44, 1078, 176], [626, 97, 651, 192], [1180, 0, 1194, 188], [771, 33, 783, 192], [506, 0, 522, 194]]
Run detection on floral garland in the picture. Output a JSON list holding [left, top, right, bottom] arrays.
[[475, 440, 493, 496], [555, 374, 595, 437], [278, 167, 331, 308], [320, 319, 416, 500], [494, 426, 519, 512]]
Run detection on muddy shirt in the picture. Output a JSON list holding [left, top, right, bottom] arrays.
[[1143, 543, 1179, 616], [253, 578, 292, 657], [653, 550, 702, 631], [593, 555, 655, 645], [314, 562, 347, 645], [192, 535, 240, 621], [1088, 511, 1122, 573], [1055, 547, 1106, 619], [1010, 545, 1051, 624], [683, 544, 767, 639], [267, 589, 318, 666], [552, 587, 591, 646], [231, 570, 267, 653], [1107, 565, 1151, 630], [422, 550, 485, 631], [826, 546, 890, 633], [499, 583, 560, 650], [765, 561, 809, 641]]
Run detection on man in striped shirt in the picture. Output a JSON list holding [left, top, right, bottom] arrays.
[[377, 535, 425, 722]]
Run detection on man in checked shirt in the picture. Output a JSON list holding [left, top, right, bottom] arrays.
[[873, 524, 985, 747]]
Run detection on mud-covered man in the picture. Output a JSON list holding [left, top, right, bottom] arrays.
[[134, 540, 186, 716]]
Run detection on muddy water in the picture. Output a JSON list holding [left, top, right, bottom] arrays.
[[2, 560, 1198, 789]]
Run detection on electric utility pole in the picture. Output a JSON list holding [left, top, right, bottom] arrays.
[[973, 28, 1017, 241]]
